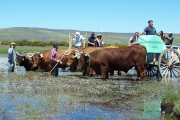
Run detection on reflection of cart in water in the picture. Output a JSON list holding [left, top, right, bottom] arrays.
[[138, 35, 180, 78]]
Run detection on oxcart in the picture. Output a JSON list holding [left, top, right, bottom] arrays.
[[138, 35, 180, 78]]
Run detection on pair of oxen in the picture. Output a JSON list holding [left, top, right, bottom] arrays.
[[17, 45, 147, 81]]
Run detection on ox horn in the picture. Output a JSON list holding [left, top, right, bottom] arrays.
[[71, 53, 81, 59], [39, 54, 43, 58], [84, 53, 90, 57]]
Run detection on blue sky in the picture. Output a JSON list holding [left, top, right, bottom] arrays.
[[0, 0, 179, 33]]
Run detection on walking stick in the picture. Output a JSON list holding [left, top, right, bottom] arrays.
[[13, 50, 17, 73], [83, 33, 87, 48], [50, 41, 75, 73]]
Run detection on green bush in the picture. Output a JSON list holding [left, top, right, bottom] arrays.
[[0, 40, 128, 47]]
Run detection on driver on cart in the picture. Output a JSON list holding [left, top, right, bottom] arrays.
[[138, 20, 159, 36], [128, 32, 139, 46]]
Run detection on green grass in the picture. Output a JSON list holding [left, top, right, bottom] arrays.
[[0, 45, 69, 54], [162, 93, 180, 103], [162, 93, 180, 119]]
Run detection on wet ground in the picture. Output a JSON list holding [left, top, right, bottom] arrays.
[[0, 54, 180, 119]]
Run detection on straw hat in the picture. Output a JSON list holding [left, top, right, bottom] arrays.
[[10, 42, 16, 45], [75, 32, 80, 37], [97, 34, 102, 37]]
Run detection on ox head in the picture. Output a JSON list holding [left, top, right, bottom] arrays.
[[64, 50, 81, 66], [32, 53, 43, 69], [16, 54, 26, 66], [77, 52, 90, 71], [16, 53, 35, 71]]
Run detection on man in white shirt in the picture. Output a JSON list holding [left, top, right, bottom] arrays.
[[72, 32, 86, 49]]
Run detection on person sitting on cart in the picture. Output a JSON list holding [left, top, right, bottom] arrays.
[[72, 32, 86, 49], [128, 32, 139, 46], [138, 20, 159, 36], [165, 32, 173, 45], [88, 32, 96, 47], [159, 30, 166, 42], [95, 34, 105, 47]]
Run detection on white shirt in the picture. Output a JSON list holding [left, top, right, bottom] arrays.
[[72, 35, 85, 47]]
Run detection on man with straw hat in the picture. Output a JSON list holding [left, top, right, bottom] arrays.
[[165, 32, 174, 45], [72, 32, 86, 50], [8, 42, 22, 72]]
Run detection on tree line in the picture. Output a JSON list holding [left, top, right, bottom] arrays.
[[0, 40, 127, 48]]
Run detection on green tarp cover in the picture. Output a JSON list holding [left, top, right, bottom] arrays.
[[138, 35, 166, 53]]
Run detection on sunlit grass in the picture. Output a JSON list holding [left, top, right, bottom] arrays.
[[0, 45, 69, 54]]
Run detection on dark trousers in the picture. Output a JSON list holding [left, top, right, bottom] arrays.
[[51, 62, 58, 76]]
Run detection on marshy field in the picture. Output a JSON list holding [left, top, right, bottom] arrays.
[[0, 54, 180, 119]]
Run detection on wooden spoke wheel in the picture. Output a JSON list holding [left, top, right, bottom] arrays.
[[144, 65, 159, 77], [158, 48, 180, 78]]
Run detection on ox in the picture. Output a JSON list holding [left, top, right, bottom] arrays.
[[77, 45, 147, 81], [65, 46, 121, 76], [16, 53, 34, 71], [31, 49, 78, 72]]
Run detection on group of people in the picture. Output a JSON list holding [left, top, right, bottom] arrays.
[[72, 32, 106, 49], [8, 20, 174, 76], [129, 20, 174, 46]]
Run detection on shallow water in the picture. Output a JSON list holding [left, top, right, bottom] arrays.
[[0, 55, 179, 119]]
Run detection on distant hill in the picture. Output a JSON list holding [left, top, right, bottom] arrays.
[[0, 27, 180, 45]]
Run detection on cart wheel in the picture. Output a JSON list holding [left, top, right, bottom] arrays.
[[144, 65, 159, 77], [158, 48, 180, 78]]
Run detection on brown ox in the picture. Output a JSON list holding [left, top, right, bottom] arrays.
[[77, 45, 147, 81], [65, 46, 120, 76], [32, 49, 78, 72]]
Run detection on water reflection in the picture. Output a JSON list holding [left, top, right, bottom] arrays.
[[0, 55, 26, 73]]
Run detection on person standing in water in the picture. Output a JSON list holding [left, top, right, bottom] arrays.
[[8, 42, 22, 72]]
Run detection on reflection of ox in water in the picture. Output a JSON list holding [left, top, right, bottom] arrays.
[[65, 46, 121, 76], [77, 46, 147, 81], [16, 53, 35, 71], [31, 49, 78, 72]]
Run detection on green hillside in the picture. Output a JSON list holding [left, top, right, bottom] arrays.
[[0, 27, 180, 45]]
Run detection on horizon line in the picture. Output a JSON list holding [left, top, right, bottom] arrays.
[[1, 27, 179, 34]]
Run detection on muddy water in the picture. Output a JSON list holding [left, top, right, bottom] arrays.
[[0, 55, 179, 119]]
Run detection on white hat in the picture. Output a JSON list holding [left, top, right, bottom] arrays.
[[97, 34, 102, 37], [169, 32, 172, 34], [10, 42, 16, 45], [75, 32, 80, 37]]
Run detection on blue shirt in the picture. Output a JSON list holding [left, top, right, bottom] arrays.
[[88, 36, 96, 46], [130, 35, 138, 43], [8, 48, 21, 63], [144, 26, 156, 35]]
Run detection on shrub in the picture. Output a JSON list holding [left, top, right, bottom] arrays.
[[0, 40, 128, 47]]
